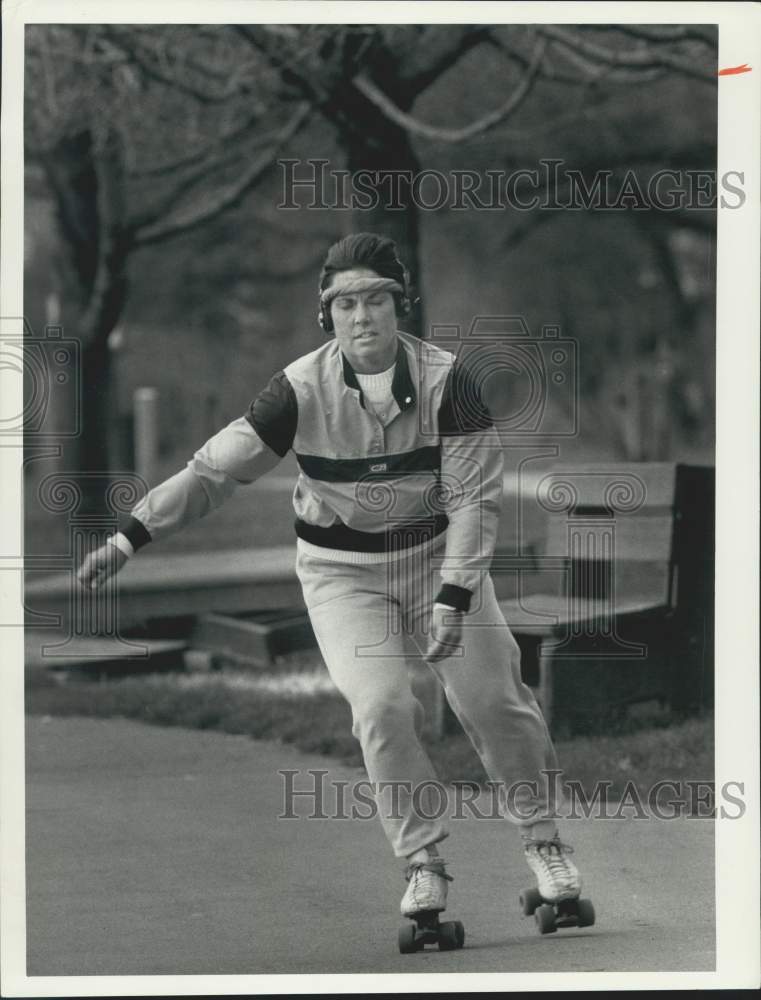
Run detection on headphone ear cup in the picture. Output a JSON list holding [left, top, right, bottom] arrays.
[[393, 294, 411, 317], [319, 305, 333, 334]]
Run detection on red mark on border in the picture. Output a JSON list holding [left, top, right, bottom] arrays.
[[717, 64, 752, 76]]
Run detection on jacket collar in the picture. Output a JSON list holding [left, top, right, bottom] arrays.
[[340, 336, 417, 412]]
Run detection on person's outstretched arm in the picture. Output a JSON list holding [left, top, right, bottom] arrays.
[[77, 371, 297, 590]]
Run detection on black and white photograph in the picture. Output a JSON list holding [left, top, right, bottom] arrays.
[[1, 1, 759, 994]]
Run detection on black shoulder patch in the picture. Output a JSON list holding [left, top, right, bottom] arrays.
[[438, 361, 493, 436], [245, 371, 298, 457]]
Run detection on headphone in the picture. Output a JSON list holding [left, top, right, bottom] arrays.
[[318, 268, 414, 335]]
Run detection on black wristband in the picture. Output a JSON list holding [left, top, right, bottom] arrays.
[[434, 584, 472, 613], [121, 516, 152, 552]]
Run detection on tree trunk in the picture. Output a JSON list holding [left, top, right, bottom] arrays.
[[80, 334, 113, 461], [339, 96, 423, 338], [42, 128, 132, 510]]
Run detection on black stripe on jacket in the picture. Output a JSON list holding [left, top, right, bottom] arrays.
[[295, 445, 441, 483], [295, 515, 448, 552]]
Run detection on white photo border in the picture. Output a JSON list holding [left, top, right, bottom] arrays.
[[2, 1, 759, 994]]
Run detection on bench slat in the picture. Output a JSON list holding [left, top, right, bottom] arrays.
[[499, 594, 668, 635], [543, 515, 674, 561], [533, 463, 677, 509]]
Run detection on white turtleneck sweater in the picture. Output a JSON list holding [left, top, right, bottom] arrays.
[[355, 362, 396, 422]]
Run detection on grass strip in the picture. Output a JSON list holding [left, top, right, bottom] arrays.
[[26, 666, 713, 804]]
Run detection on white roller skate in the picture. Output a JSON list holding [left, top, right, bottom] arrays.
[[398, 857, 465, 954], [400, 856, 451, 916], [519, 835, 596, 935]]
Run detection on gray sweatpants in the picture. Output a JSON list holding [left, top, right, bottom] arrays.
[[295, 536, 562, 858]]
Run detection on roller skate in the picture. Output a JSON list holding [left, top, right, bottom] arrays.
[[398, 856, 465, 953], [520, 834, 596, 935]]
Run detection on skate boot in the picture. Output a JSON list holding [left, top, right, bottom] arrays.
[[523, 835, 580, 903], [519, 835, 595, 935], [398, 857, 465, 954], [400, 857, 452, 917]]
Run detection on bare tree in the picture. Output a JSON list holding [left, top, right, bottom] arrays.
[[25, 25, 308, 495], [233, 24, 717, 329]]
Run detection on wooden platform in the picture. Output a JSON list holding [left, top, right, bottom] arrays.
[[25, 631, 188, 678], [24, 546, 302, 631]]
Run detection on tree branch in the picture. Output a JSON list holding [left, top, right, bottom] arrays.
[[485, 29, 596, 85], [537, 25, 717, 84], [487, 28, 675, 85], [129, 141, 263, 232], [591, 25, 717, 48], [99, 27, 254, 104], [352, 38, 546, 145], [233, 24, 328, 107], [502, 164, 717, 255], [127, 119, 286, 179], [127, 112, 293, 229], [132, 103, 310, 247], [394, 25, 493, 96], [544, 35, 668, 85]]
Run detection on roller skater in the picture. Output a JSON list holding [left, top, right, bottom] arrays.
[[78, 232, 594, 954]]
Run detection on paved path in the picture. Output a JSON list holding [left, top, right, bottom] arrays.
[[25, 715, 715, 977]]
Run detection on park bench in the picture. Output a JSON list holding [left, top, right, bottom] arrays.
[[490, 462, 715, 734]]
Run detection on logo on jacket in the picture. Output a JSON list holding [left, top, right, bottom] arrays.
[[369, 462, 388, 473]]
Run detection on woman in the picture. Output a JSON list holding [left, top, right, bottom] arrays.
[[78, 233, 583, 934]]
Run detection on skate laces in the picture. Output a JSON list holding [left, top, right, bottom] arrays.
[[523, 837, 575, 879], [404, 858, 454, 884]]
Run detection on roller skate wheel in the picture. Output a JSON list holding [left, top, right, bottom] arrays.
[[577, 898, 595, 928], [520, 887, 542, 916], [399, 924, 418, 953], [535, 904, 557, 934], [453, 920, 465, 948], [438, 921, 459, 951]]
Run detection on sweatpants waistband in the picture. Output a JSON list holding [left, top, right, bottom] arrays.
[[294, 515, 448, 554], [296, 534, 444, 565]]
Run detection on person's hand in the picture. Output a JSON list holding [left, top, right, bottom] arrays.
[[425, 604, 464, 663], [76, 542, 128, 592]]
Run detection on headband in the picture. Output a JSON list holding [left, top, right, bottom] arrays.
[[320, 275, 404, 307]]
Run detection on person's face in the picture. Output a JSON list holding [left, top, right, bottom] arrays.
[[327, 268, 399, 373]]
